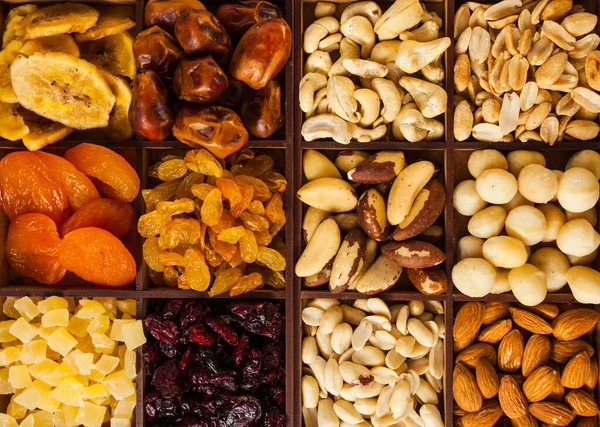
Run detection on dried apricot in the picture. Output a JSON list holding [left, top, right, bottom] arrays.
[[0, 152, 69, 224], [59, 227, 136, 287], [229, 272, 263, 296], [5, 213, 66, 284], [34, 151, 100, 212], [64, 143, 140, 203], [60, 198, 134, 239]]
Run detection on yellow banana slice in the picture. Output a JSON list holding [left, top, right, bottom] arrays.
[[20, 108, 74, 151], [99, 70, 133, 141], [80, 32, 136, 79], [10, 52, 116, 130], [2, 5, 38, 47], [0, 40, 23, 104], [20, 34, 80, 57], [24, 3, 99, 40], [0, 102, 29, 141], [74, 6, 136, 42]]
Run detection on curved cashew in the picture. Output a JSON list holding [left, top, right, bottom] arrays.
[[384, 62, 406, 87], [304, 16, 340, 53], [305, 50, 332, 75], [395, 37, 451, 74], [392, 103, 428, 142], [351, 123, 387, 142], [302, 114, 352, 144], [340, 16, 376, 58], [399, 21, 440, 42], [399, 76, 447, 118], [422, 117, 444, 140], [340, 1, 382, 25], [371, 77, 401, 123], [421, 55, 445, 83], [328, 76, 361, 122], [319, 33, 343, 51], [354, 88, 380, 127], [370, 40, 401, 64], [306, 87, 328, 119], [374, 0, 423, 40], [316, 97, 330, 115], [421, 6, 442, 27], [299, 72, 328, 113], [343, 59, 388, 78], [315, 2, 336, 18], [330, 38, 360, 76]]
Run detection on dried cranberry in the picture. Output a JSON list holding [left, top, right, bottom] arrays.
[[232, 335, 249, 366], [269, 386, 284, 405], [195, 349, 220, 373], [152, 360, 185, 398], [190, 367, 238, 392], [189, 324, 217, 346], [159, 341, 180, 358], [144, 392, 161, 422], [241, 359, 262, 391], [229, 302, 283, 339], [163, 299, 185, 319], [262, 367, 284, 386], [180, 300, 209, 327], [262, 408, 287, 427], [261, 342, 282, 371], [144, 314, 180, 343], [225, 396, 262, 427], [206, 316, 239, 346], [247, 346, 262, 360], [144, 342, 164, 365], [180, 345, 196, 371]]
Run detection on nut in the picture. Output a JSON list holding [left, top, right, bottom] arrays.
[[381, 240, 445, 269], [393, 179, 446, 241], [296, 217, 341, 277]]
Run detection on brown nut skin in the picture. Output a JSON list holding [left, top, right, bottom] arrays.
[[129, 71, 174, 141], [216, 0, 282, 36], [217, 77, 246, 108], [145, 0, 207, 33], [230, 17, 291, 89], [393, 179, 446, 241], [174, 10, 232, 58], [240, 79, 283, 138], [173, 105, 248, 158], [173, 56, 229, 104], [133, 26, 183, 76]]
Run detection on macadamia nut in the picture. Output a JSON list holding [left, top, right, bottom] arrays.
[[508, 263, 547, 306], [457, 236, 484, 260], [517, 164, 558, 204], [565, 207, 597, 227], [567, 266, 600, 303], [467, 149, 508, 178], [567, 249, 598, 266], [566, 150, 600, 180], [507, 150, 545, 176], [556, 218, 600, 257], [467, 206, 507, 239], [529, 247, 570, 293], [491, 268, 510, 294], [452, 258, 496, 297], [504, 206, 548, 246], [476, 169, 518, 205], [453, 180, 487, 216], [482, 236, 528, 269], [500, 191, 534, 212], [538, 203, 566, 243], [557, 167, 600, 213]]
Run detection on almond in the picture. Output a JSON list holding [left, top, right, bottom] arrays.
[[552, 308, 600, 341], [482, 301, 510, 324], [461, 400, 503, 427], [498, 329, 524, 372], [511, 414, 539, 427], [577, 417, 599, 427], [477, 319, 512, 344], [475, 357, 499, 399], [454, 302, 485, 351], [529, 402, 575, 426], [453, 362, 483, 412], [509, 307, 553, 334], [528, 303, 560, 320], [584, 356, 598, 392], [549, 379, 565, 403], [498, 375, 528, 419], [522, 366, 559, 402], [456, 343, 497, 368], [565, 390, 599, 417], [551, 339, 595, 364], [561, 351, 591, 389], [522, 334, 551, 377]]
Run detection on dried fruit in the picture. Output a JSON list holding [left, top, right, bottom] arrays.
[[60, 198, 134, 239]]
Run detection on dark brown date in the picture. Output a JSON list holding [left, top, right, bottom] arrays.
[[174, 10, 232, 58], [133, 26, 183, 76], [230, 18, 291, 90], [217, 77, 246, 108], [173, 56, 228, 104], [129, 71, 174, 141], [216, 0, 282, 36], [145, 0, 207, 33], [173, 105, 248, 158], [240, 80, 283, 138]]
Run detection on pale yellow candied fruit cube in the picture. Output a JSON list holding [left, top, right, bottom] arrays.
[[0, 346, 21, 366], [0, 366, 15, 394], [7, 395, 27, 419], [67, 316, 91, 339], [47, 328, 77, 356], [3, 298, 20, 319], [116, 299, 136, 316], [17, 415, 33, 427], [113, 394, 135, 418], [75, 336, 95, 354], [75, 375, 89, 386], [0, 414, 18, 427], [0, 320, 16, 343], [8, 365, 31, 389], [100, 370, 135, 399], [37, 326, 57, 341], [37, 296, 69, 314], [94, 354, 119, 375], [41, 309, 69, 328], [14, 297, 40, 322], [37, 390, 61, 413], [62, 406, 79, 427], [82, 383, 108, 401], [122, 313, 132, 320], [52, 376, 84, 407], [76, 300, 106, 319], [20, 340, 47, 365], [91, 333, 115, 354], [87, 315, 110, 335], [110, 418, 130, 427], [46, 363, 74, 387], [124, 350, 136, 379], [9, 318, 38, 343], [109, 319, 135, 342], [122, 320, 147, 350], [75, 352, 94, 376], [14, 380, 50, 409], [94, 298, 117, 317], [75, 402, 106, 427], [51, 411, 67, 427], [32, 411, 53, 427], [28, 359, 58, 383]]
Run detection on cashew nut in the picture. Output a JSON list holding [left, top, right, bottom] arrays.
[[370, 40, 402, 63], [384, 62, 406, 87], [302, 114, 352, 144], [371, 77, 401, 123], [315, 2, 336, 18], [340, 16, 376, 58], [304, 17, 340, 53], [421, 55, 445, 83], [306, 87, 328, 119], [340, 1, 382, 25], [327, 76, 361, 122], [319, 32, 343, 51], [343, 59, 388, 78], [305, 50, 333, 75], [354, 88, 381, 127], [300, 72, 328, 113], [399, 76, 447, 118], [399, 21, 440, 42], [351, 123, 388, 142], [392, 103, 428, 142], [395, 37, 451, 74], [374, 0, 423, 40], [330, 38, 360, 76]]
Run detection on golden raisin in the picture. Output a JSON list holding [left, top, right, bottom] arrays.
[[156, 198, 196, 216], [239, 229, 258, 263], [158, 218, 202, 250], [256, 246, 286, 271], [230, 272, 263, 296], [265, 193, 285, 223], [240, 211, 269, 232], [233, 175, 271, 201], [261, 170, 287, 193], [185, 149, 223, 177], [163, 266, 180, 287], [158, 159, 188, 181], [175, 172, 204, 199], [156, 251, 185, 266], [183, 247, 210, 291], [200, 188, 223, 227], [208, 267, 242, 297], [265, 270, 285, 289], [209, 229, 237, 261], [191, 183, 216, 200], [143, 180, 180, 212], [138, 210, 171, 237], [143, 236, 165, 272], [217, 226, 246, 244]]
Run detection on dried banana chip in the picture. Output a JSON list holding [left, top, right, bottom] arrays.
[[74, 6, 136, 43], [2, 5, 38, 47], [20, 108, 74, 151], [10, 52, 116, 130], [19, 34, 80, 57], [0, 40, 23, 104], [80, 32, 136, 79], [0, 102, 29, 141], [23, 3, 99, 40], [100, 70, 133, 141]]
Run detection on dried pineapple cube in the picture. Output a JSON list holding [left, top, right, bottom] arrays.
[[51, 377, 84, 407], [13, 297, 40, 321], [87, 315, 109, 335], [41, 309, 69, 327], [75, 335, 95, 354], [94, 298, 117, 318], [37, 390, 61, 413], [3, 297, 20, 319], [17, 415, 33, 427], [82, 383, 108, 401], [124, 350, 136, 379], [37, 326, 57, 341], [45, 363, 74, 387], [0, 414, 18, 427], [7, 395, 27, 419], [75, 352, 94, 375], [20, 340, 46, 365], [110, 419, 130, 427], [76, 300, 106, 319], [9, 318, 38, 343], [115, 299, 136, 316], [14, 380, 50, 409], [75, 402, 106, 427], [100, 370, 134, 399], [67, 316, 90, 339], [121, 320, 146, 350], [0, 367, 15, 394], [62, 406, 79, 427], [0, 346, 21, 366], [47, 328, 77, 356], [113, 394, 135, 418], [37, 296, 68, 314], [0, 320, 16, 343], [32, 412, 53, 427], [122, 313, 132, 320], [51, 411, 66, 427], [8, 365, 31, 388], [90, 333, 115, 354], [28, 359, 58, 383], [94, 354, 119, 375], [109, 319, 134, 342]]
